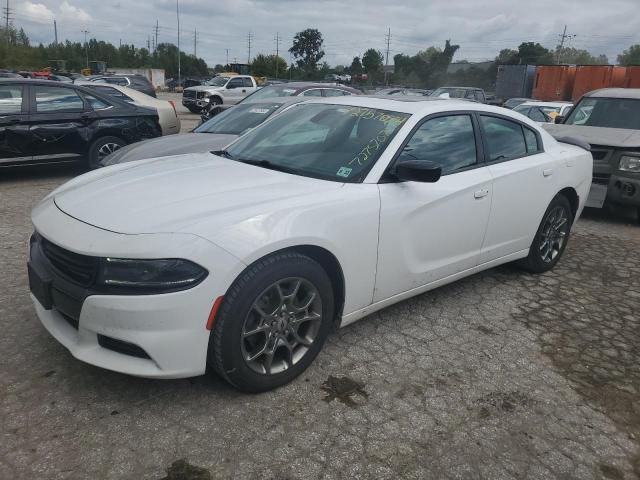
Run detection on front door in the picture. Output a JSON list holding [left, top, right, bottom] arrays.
[[225, 77, 246, 104], [28, 85, 91, 164], [375, 113, 493, 302], [0, 83, 31, 165]]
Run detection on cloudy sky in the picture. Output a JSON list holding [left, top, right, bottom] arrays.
[[11, 0, 640, 67]]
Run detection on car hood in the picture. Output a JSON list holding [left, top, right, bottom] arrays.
[[543, 124, 640, 148], [101, 133, 238, 166], [54, 153, 342, 236], [186, 85, 224, 93]]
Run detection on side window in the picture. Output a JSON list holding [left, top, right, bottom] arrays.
[[90, 85, 133, 102], [474, 91, 484, 102], [464, 90, 475, 100], [302, 89, 323, 97], [323, 89, 348, 97], [0, 85, 23, 114], [523, 127, 541, 153], [397, 115, 477, 175], [528, 107, 547, 122], [480, 115, 527, 161], [242, 77, 254, 88], [84, 94, 111, 110], [105, 77, 128, 86], [227, 78, 243, 89], [35, 86, 84, 112]]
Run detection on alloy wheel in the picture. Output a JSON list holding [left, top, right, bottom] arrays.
[[97, 142, 122, 160], [241, 277, 322, 375], [539, 206, 569, 263]]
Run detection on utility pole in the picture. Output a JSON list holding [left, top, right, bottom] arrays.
[[53, 19, 58, 45], [274, 32, 281, 78], [384, 27, 391, 85], [247, 32, 253, 64], [176, 0, 181, 87], [225, 48, 230, 67], [4, 0, 12, 49], [82, 30, 90, 67], [556, 25, 575, 65], [193, 28, 198, 57], [147, 35, 150, 50], [154, 20, 159, 53]]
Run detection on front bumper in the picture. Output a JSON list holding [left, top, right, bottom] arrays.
[[182, 96, 208, 109], [29, 199, 246, 378], [607, 173, 640, 207]]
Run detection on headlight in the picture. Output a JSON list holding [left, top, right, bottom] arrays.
[[619, 155, 640, 173], [97, 258, 208, 293]]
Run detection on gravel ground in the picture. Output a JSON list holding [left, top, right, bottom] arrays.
[[1, 165, 640, 479]]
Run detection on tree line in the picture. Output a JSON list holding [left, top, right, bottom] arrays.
[[1, 24, 639, 89]]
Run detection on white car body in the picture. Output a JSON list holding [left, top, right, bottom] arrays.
[[76, 81, 180, 135], [29, 97, 592, 380]]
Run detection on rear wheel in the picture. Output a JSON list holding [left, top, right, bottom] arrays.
[[518, 194, 573, 273], [208, 252, 334, 392], [87, 136, 126, 169]]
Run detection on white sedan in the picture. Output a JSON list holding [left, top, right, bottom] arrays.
[[28, 97, 592, 392], [76, 81, 181, 135]]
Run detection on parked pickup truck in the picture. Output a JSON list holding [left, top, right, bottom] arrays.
[[182, 75, 258, 112], [544, 88, 640, 215]]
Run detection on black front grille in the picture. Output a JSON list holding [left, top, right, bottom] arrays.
[[41, 238, 98, 287], [591, 149, 610, 161], [97, 335, 151, 359], [593, 173, 611, 185], [182, 90, 196, 99]]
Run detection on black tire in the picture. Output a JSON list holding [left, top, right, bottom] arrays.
[[186, 106, 200, 113], [87, 136, 126, 169], [209, 96, 222, 106], [518, 194, 573, 273], [208, 251, 334, 393]]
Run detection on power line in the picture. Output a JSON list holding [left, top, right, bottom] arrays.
[[81, 29, 90, 67], [4, 0, 12, 49], [384, 27, 391, 85], [274, 32, 281, 78], [153, 20, 159, 52], [247, 31, 253, 64], [556, 25, 576, 64]]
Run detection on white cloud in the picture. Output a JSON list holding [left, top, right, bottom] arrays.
[[16, 1, 54, 22], [59, 1, 91, 22]]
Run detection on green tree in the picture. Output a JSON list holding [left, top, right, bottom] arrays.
[[251, 53, 287, 78], [349, 56, 363, 74], [618, 45, 640, 66], [362, 49, 383, 73], [289, 28, 324, 76], [556, 46, 607, 65], [517, 42, 553, 64], [495, 48, 519, 65]]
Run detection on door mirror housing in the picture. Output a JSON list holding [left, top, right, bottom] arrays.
[[394, 160, 442, 183], [554, 115, 565, 124]]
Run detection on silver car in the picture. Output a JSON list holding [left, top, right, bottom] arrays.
[[100, 97, 306, 167]]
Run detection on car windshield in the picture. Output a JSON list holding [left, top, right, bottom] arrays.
[[223, 103, 409, 182], [204, 77, 229, 87], [565, 97, 640, 130], [505, 98, 526, 108], [194, 103, 282, 135], [240, 85, 298, 103]]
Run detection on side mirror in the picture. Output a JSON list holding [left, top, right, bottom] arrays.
[[394, 160, 442, 183], [554, 115, 565, 124]]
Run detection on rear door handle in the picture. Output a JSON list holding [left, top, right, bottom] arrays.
[[474, 189, 489, 199], [543, 168, 554, 177]]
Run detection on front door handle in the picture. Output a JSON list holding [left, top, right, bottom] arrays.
[[474, 189, 489, 199]]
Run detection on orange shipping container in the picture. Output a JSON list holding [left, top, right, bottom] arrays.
[[623, 66, 640, 88], [532, 65, 576, 101], [571, 65, 627, 101]]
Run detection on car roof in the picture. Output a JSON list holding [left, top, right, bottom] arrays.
[[297, 95, 501, 115], [518, 101, 573, 107], [585, 88, 640, 99]]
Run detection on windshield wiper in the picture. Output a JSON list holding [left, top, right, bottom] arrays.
[[212, 149, 234, 159], [236, 158, 297, 175]]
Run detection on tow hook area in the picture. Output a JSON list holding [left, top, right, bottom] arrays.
[[614, 180, 637, 198]]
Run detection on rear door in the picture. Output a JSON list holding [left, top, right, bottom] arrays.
[[478, 114, 560, 263], [28, 84, 94, 164], [0, 83, 31, 165]]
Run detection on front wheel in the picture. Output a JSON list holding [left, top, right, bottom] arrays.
[[87, 136, 126, 169], [208, 252, 334, 392], [518, 194, 573, 273]]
